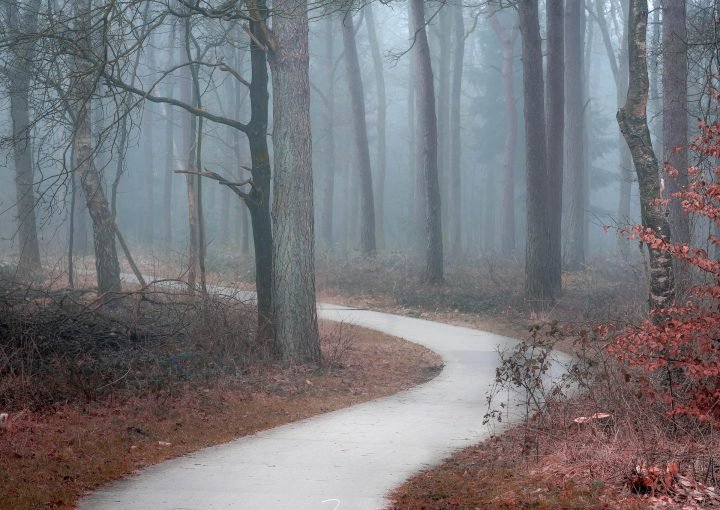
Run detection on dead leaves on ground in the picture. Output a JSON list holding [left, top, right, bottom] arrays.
[[628, 462, 720, 508]]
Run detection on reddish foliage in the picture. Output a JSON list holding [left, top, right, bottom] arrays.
[[605, 119, 720, 425]]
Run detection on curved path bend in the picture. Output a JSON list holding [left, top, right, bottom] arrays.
[[80, 298, 569, 510]]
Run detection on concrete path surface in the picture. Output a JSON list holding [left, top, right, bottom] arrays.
[[79, 298, 569, 510]]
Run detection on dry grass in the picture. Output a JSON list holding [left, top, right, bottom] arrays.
[[0, 321, 442, 509]]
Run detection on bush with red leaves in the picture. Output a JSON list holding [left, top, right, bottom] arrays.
[[604, 118, 720, 425]]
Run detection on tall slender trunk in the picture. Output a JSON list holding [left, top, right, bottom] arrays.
[[246, 4, 274, 344], [10, 75, 41, 274], [365, 4, 386, 249], [410, 0, 443, 284], [662, 0, 689, 246], [565, 0, 586, 270], [7, 0, 42, 275], [408, 6, 423, 251], [268, 0, 320, 362], [449, 1, 464, 257], [163, 23, 176, 249], [73, 0, 121, 294], [617, 0, 675, 311], [491, 13, 518, 255], [342, 11, 375, 255], [320, 15, 335, 247], [546, 0, 565, 293], [518, 0, 550, 302], [437, 5, 451, 248], [142, 102, 155, 248]]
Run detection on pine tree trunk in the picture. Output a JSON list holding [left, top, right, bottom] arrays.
[[662, 0, 689, 247], [342, 12, 376, 255], [320, 15, 335, 247], [410, 0, 444, 285], [449, 1, 464, 258], [546, 0, 565, 293], [617, 0, 675, 311], [565, 0, 586, 270], [268, 0, 320, 362], [365, 4, 386, 249], [491, 13, 518, 255], [7, 0, 42, 275], [518, 0, 551, 302]]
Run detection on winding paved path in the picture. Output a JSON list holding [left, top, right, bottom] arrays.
[[79, 291, 569, 510]]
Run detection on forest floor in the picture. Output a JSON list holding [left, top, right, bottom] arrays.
[[0, 273, 442, 510], [313, 254, 720, 510]]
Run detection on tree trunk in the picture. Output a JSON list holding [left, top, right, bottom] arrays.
[[546, 0, 565, 293], [142, 102, 155, 248], [448, 1, 464, 258], [662, 0, 689, 247], [268, 0, 320, 362], [180, 17, 198, 291], [565, 0, 586, 270], [518, 0, 550, 302], [617, 0, 675, 311], [365, 4, 386, 249], [73, 0, 121, 294], [320, 15, 335, 247], [408, 5, 423, 251], [246, 5, 274, 344], [410, 0, 444, 285], [10, 75, 41, 275], [437, 5, 451, 248], [342, 11, 375, 255], [7, 0, 42, 275], [491, 12, 518, 255]]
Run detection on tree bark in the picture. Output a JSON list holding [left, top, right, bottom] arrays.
[[662, 0, 689, 246], [617, 0, 675, 311], [72, 0, 121, 294], [518, 0, 550, 302], [436, 5, 451, 248], [320, 15, 335, 247], [365, 4, 386, 249], [448, 1, 464, 257], [546, 0, 565, 293], [565, 0, 586, 270], [491, 12, 518, 256], [6, 0, 42, 275], [342, 10, 376, 255], [268, 0, 321, 362], [410, 0, 444, 284], [408, 4, 423, 251]]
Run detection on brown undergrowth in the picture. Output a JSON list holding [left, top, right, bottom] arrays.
[[312, 255, 720, 509], [0, 276, 442, 510]]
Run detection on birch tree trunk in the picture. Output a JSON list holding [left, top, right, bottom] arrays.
[[73, 0, 121, 294], [617, 0, 676, 311]]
